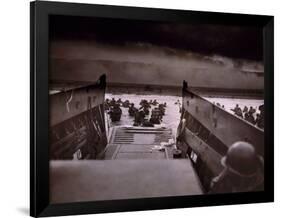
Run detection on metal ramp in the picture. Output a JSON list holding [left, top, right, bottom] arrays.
[[104, 126, 175, 160], [50, 159, 203, 203], [50, 126, 203, 203], [110, 126, 173, 144]]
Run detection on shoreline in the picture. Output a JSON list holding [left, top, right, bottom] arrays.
[[49, 80, 264, 99], [106, 84, 263, 99]]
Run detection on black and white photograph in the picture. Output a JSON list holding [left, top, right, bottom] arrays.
[[49, 14, 265, 203]]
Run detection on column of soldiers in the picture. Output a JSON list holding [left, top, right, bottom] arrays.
[[105, 98, 167, 126], [231, 104, 264, 129], [130, 99, 167, 126]]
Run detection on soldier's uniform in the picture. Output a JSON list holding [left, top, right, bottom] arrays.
[[209, 141, 264, 194], [108, 104, 122, 122], [133, 110, 145, 126], [128, 103, 137, 117]]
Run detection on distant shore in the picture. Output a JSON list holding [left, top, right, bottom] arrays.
[[49, 80, 263, 99], [106, 83, 263, 99]]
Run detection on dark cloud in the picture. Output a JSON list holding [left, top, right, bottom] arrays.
[[50, 15, 263, 61]]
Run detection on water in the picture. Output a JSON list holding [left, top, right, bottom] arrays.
[[105, 94, 182, 136], [105, 93, 264, 137], [205, 97, 264, 118]]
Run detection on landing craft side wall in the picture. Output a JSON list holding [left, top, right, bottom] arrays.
[[182, 89, 264, 156], [49, 75, 107, 160], [180, 127, 224, 191], [50, 81, 105, 126], [182, 128, 223, 174]]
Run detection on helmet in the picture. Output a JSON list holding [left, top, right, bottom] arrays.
[[221, 141, 262, 177]]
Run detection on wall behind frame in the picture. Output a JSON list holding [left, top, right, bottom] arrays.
[[0, 0, 279, 218]]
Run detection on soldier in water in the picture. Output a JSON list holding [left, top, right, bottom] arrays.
[[133, 109, 145, 126], [243, 105, 249, 113], [249, 106, 256, 114], [150, 108, 162, 124], [116, 98, 122, 104], [110, 98, 116, 106], [158, 103, 166, 116], [128, 103, 137, 117], [108, 104, 122, 122], [256, 105, 264, 129], [122, 100, 130, 108], [231, 104, 243, 118], [244, 110, 256, 125], [209, 141, 264, 194]]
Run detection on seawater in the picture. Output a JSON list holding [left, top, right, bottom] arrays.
[[105, 93, 264, 137]]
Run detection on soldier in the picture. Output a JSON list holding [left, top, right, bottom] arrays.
[[144, 107, 150, 115], [139, 99, 145, 107], [249, 106, 256, 114], [117, 98, 122, 104], [255, 114, 263, 129], [111, 97, 116, 103], [152, 99, 158, 106], [256, 105, 264, 129], [140, 99, 151, 108], [109, 98, 116, 107], [128, 103, 137, 117], [139, 101, 150, 115], [150, 109, 161, 124], [245, 111, 256, 125], [209, 141, 264, 194], [108, 104, 122, 122], [243, 105, 248, 113], [231, 104, 243, 118], [133, 109, 145, 126], [232, 104, 239, 112], [259, 104, 264, 115], [158, 104, 166, 116], [153, 108, 163, 119], [122, 100, 130, 108]]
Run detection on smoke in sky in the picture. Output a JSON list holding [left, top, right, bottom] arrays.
[[50, 40, 263, 90]]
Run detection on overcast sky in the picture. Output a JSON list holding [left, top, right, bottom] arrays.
[[49, 15, 264, 90]]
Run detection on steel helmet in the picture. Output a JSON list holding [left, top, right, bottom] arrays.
[[221, 141, 263, 177]]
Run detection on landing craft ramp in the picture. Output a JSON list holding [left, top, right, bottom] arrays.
[[50, 127, 203, 203], [50, 159, 202, 203]]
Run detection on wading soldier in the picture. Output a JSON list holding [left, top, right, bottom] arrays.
[[128, 103, 137, 117], [231, 104, 243, 118]]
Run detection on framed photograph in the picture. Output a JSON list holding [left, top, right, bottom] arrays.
[[30, 1, 274, 217]]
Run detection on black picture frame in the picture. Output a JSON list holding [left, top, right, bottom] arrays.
[[30, 1, 274, 217]]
